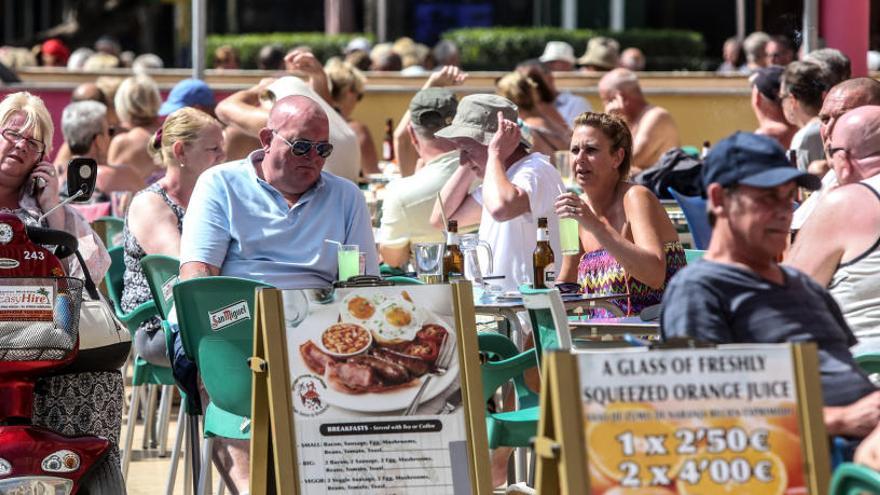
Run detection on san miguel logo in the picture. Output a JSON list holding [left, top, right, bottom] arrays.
[[208, 300, 251, 331]]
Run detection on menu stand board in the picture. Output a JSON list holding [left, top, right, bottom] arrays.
[[250, 281, 491, 494], [536, 343, 830, 495]]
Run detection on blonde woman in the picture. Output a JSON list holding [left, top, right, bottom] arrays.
[[121, 107, 225, 365], [324, 58, 381, 174], [0, 91, 120, 475], [108, 75, 162, 182], [496, 71, 571, 156]]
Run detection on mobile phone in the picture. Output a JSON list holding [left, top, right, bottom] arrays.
[[29, 176, 47, 197]]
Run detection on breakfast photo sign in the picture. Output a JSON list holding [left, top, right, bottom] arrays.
[[248, 282, 492, 495]]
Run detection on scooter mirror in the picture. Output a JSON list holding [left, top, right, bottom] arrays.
[[66, 157, 97, 203]]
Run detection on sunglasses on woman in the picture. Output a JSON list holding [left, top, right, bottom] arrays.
[[272, 130, 334, 158]]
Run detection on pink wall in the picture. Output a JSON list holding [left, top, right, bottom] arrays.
[[0, 87, 234, 163], [821, 0, 869, 77]]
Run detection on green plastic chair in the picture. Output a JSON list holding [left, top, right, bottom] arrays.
[[477, 287, 569, 452], [855, 353, 880, 375], [684, 248, 707, 264], [106, 246, 174, 479], [385, 275, 425, 285], [520, 286, 572, 364], [92, 216, 125, 249], [140, 255, 179, 321], [174, 276, 272, 493], [478, 332, 540, 449], [140, 254, 201, 493], [105, 246, 158, 334], [174, 276, 271, 427], [829, 463, 880, 494]]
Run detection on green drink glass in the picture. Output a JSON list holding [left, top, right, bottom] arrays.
[[337, 244, 360, 281], [559, 217, 580, 255]]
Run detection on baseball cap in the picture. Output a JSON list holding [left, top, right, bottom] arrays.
[[159, 79, 215, 116], [41, 38, 70, 64], [434, 94, 519, 146], [750, 65, 784, 103], [702, 132, 821, 190], [409, 88, 458, 131], [540, 41, 576, 64]]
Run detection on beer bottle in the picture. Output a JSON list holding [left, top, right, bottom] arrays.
[[533, 217, 556, 289], [383, 118, 395, 162], [442, 220, 464, 282]]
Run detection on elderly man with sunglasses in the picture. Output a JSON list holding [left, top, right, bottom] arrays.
[[180, 94, 379, 289]]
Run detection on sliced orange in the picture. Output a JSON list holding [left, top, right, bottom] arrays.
[[676, 450, 787, 495], [692, 417, 804, 490], [588, 460, 615, 495], [586, 403, 682, 485]]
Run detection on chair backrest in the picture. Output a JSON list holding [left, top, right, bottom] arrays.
[[173, 276, 272, 417], [104, 245, 125, 312], [855, 352, 880, 375], [92, 216, 125, 249], [385, 275, 425, 285], [140, 255, 180, 321], [477, 332, 538, 409], [684, 249, 707, 264], [519, 286, 572, 366], [668, 187, 711, 249]]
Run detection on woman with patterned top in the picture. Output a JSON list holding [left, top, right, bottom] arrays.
[[556, 111, 685, 316], [121, 107, 225, 366]]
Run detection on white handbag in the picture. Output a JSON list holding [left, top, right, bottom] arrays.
[[68, 295, 131, 373]]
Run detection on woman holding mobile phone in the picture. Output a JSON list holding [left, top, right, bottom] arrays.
[[0, 92, 120, 474]]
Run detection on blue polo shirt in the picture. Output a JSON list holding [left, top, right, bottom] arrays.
[[180, 151, 379, 289]]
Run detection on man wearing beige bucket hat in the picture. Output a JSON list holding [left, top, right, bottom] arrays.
[[577, 36, 620, 71], [430, 94, 565, 292]]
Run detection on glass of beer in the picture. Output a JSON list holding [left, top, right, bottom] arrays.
[[337, 244, 360, 282], [559, 217, 580, 255]]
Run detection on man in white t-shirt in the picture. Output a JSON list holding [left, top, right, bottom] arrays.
[[430, 94, 566, 292]]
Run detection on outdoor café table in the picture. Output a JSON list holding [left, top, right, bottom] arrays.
[[473, 291, 627, 347], [569, 315, 660, 341]]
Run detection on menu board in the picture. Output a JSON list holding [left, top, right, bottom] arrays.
[[283, 285, 471, 495], [577, 345, 807, 495]]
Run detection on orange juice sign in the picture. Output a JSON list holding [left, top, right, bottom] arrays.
[[578, 345, 805, 495]]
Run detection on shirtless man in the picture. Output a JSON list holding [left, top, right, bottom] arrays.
[[598, 68, 679, 174]]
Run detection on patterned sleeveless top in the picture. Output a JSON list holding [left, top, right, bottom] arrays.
[[577, 241, 687, 318], [120, 183, 185, 331]]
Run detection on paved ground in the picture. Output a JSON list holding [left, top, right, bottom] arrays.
[[122, 388, 510, 494]]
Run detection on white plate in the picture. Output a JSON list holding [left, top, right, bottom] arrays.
[[289, 304, 459, 413]]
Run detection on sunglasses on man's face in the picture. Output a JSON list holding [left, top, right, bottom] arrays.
[[272, 130, 334, 158]]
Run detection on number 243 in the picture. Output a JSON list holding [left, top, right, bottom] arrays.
[[24, 251, 45, 260]]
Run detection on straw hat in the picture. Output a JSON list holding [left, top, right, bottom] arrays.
[[577, 37, 620, 69]]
